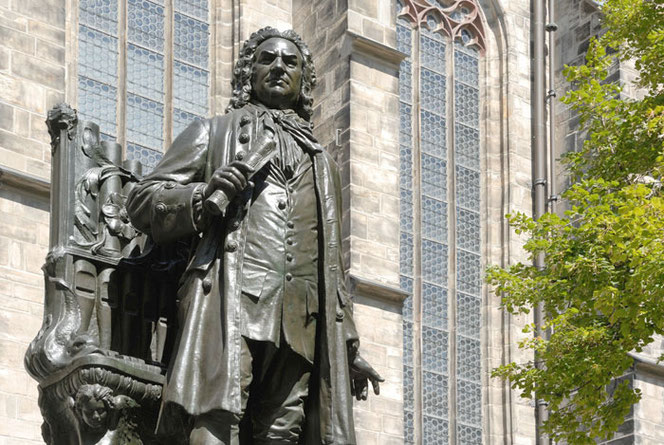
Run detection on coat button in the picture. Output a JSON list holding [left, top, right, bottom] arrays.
[[278, 199, 287, 209], [240, 115, 251, 126], [155, 202, 167, 214], [226, 241, 238, 252], [287, 221, 294, 229], [164, 181, 176, 189], [239, 133, 250, 143], [235, 151, 245, 161], [286, 253, 293, 262], [285, 273, 293, 281], [336, 310, 345, 321], [286, 238, 293, 246], [202, 278, 212, 293]]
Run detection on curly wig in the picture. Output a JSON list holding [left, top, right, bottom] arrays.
[[226, 27, 317, 121]]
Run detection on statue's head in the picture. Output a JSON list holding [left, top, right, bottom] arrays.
[[227, 27, 317, 121], [74, 384, 113, 430]]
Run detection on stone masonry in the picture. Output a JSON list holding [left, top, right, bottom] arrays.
[[294, 0, 406, 443], [0, 0, 66, 440]]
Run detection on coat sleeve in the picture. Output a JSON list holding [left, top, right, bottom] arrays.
[[327, 151, 361, 348], [126, 118, 211, 244], [339, 271, 360, 348]]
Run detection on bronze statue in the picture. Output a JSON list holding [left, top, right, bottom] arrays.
[[126, 27, 383, 444]]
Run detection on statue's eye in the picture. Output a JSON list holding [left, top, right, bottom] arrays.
[[283, 56, 298, 67], [257, 52, 276, 64]]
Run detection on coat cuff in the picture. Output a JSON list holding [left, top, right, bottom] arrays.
[[150, 181, 207, 243]]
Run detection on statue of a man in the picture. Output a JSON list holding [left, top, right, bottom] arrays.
[[126, 27, 382, 445]]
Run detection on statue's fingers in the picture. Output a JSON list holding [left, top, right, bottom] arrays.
[[355, 379, 367, 401], [350, 379, 356, 396], [370, 378, 381, 396], [369, 367, 385, 383], [230, 161, 255, 176], [220, 172, 246, 193], [213, 178, 237, 195], [224, 168, 248, 189], [361, 382, 369, 400]]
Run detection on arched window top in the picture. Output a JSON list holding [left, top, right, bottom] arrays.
[[396, 0, 486, 51]]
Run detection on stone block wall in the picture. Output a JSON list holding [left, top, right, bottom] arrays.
[[348, 0, 396, 50], [0, 0, 64, 179], [634, 369, 664, 444], [0, 187, 49, 444], [0, 0, 66, 441], [210, 0, 239, 115], [483, 0, 541, 443], [294, 0, 405, 443], [346, 50, 400, 286], [241, 0, 292, 40]]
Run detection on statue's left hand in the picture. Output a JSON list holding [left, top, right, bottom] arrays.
[[349, 354, 384, 401]]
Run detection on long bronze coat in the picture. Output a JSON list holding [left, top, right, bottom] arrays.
[[126, 103, 359, 444]]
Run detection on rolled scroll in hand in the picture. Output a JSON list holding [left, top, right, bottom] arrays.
[[204, 121, 277, 216]]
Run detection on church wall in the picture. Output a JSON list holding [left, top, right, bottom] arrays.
[[240, 0, 292, 41], [480, 0, 541, 443], [0, 0, 67, 440], [634, 370, 664, 444], [294, 1, 406, 443], [0, 189, 49, 444], [346, 46, 404, 445], [210, 0, 237, 114], [0, 0, 63, 179]]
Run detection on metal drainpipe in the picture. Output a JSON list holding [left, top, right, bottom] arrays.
[[547, 0, 558, 215], [533, 0, 550, 443]]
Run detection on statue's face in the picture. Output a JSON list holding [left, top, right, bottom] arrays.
[[251, 37, 303, 109], [80, 398, 108, 429]]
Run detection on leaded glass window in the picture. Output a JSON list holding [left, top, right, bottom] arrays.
[[397, 0, 485, 443], [77, 0, 210, 172]]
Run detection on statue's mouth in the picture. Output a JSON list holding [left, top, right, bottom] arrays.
[[268, 77, 288, 87]]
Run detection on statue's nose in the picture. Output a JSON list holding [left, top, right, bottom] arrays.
[[271, 57, 286, 73]]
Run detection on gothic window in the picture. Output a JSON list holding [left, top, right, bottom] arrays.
[[397, 0, 484, 443], [77, 0, 210, 171]]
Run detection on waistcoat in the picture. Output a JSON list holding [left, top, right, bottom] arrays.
[[240, 129, 318, 363]]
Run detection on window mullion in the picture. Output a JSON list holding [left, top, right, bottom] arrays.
[[446, 37, 458, 445], [412, 24, 424, 445], [117, 0, 128, 151], [164, 0, 174, 148]]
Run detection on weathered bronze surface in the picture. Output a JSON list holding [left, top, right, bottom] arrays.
[[26, 27, 381, 444]]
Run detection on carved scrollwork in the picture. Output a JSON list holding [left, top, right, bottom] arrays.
[[24, 249, 103, 381], [396, 0, 486, 51], [70, 123, 142, 257]]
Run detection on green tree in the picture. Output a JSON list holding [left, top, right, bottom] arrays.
[[487, 1, 664, 443]]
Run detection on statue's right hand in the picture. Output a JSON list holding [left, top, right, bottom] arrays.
[[203, 161, 254, 202]]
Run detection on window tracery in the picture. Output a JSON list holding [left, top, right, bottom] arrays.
[[396, 0, 486, 51]]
